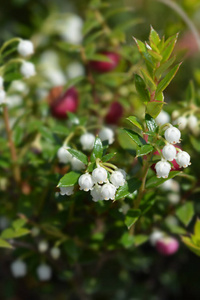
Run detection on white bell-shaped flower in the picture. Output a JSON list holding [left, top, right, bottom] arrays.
[[50, 247, 61, 260], [160, 179, 180, 192], [162, 144, 177, 161], [60, 186, 74, 196], [37, 264, 52, 281], [80, 133, 95, 150], [188, 115, 198, 131], [66, 61, 85, 79], [164, 126, 181, 144], [78, 173, 94, 191], [38, 240, 49, 253], [31, 226, 40, 237], [20, 61, 36, 78], [92, 167, 107, 184], [155, 160, 171, 178], [117, 169, 127, 179], [177, 116, 187, 130], [99, 127, 114, 145], [71, 157, 85, 171], [155, 110, 170, 126], [176, 151, 191, 168], [0, 76, 4, 89], [149, 230, 164, 246], [101, 183, 116, 200], [110, 170, 126, 188], [17, 39, 34, 57], [57, 146, 72, 164], [0, 90, 6, 104], [90, 184, 103, 202], [10, 260, 27, 278]]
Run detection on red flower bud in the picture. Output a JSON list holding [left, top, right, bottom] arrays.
[[89, 52, 120, 73], [105, 101, 123, 124], [156, 237, 179, 256]]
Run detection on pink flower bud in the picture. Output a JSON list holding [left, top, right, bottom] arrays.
[[156, 237, 179, 256], [89, 52, 120, 73], [105, 101, 123, 124]]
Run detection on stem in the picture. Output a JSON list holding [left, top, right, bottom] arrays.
[[0, 37, 21, 56], [134, 159, 149, 209], [3, 105, 21, 183], [102, 162, 117, 170]]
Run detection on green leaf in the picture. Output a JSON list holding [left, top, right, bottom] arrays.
[[82, 19, 100, 36], [147, 48, 162, 61], [134, 74, 150, 102], [126, 115, 143, 131], [12, 219, 26, 230], [149, 26, 160, 46], [67, 112, 80, 125], [136, 145, 154, 157], [146, 171, 181, 188], [155, 63, 181, 97], [56, 41, 81, 53], [0, 238, 13, 249], [146, 101, 163, 118], [105, 7, 133, 19], [161, 33, 179, 61], [155, 56, 176, 79], [119, 232, 135, 248], [1, 228, 30, 239], [181, 236, 200, 256], [115, 18, 143, 32], [67, 149, 88, 165], [64, 76, 85, 90], [115, 178, 141, 200], [194, 219, 200, 238], [176, 202, 194, 226], [140, 69, 157, 91], [57, 171, 81, 187], [145, 114, 158, 132], [87, 162, 96, 173], [134, 234, 148, 246], [101, 152, 116, 162], [86, 53, 112, 62], [123, 128, 145, 146], [125, 209, 141, 229], [90, 137, 103, 163]]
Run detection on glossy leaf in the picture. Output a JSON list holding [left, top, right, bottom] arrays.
[[140, 69, 156, 91], [126, 115, 143, 131], [90, 137, 103, 162], [67, 149, 88, 165], [146, 171, 181, 188], [134, 74, 150, 102], [149, 26, 161, 46], [136, 144, 154, 157], [162, 33, 179, 61], [115, 178, 141, 200], [57, 171, 81, 187], [101, 152, 116, 162], [123, 128, 145, 146], [155, 56, 176, 79], [176, 202, 194, 226], [125, 209, 141, 229], [145, 114, 158, 132], [146, 101, 163, 118]]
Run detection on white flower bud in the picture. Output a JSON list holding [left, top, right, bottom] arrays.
[[80, 133, 95, 150], [78, 173, 94, 191], [37, 264, 52, 281], [38, 240, 49, 253], [172, 110, 179, 120], [177, 116, 187, 130], [101, 183, 116, 200], [99, 127, 114, 145], [57, 146, 72, 164], [71, 157, 85, 171], [10, 260, 27, 278], [50, 247, 61, 260], [117, 169, 127, 179], [17, 39, 34, 57], [168, 193, 180, 204], [31, 226, 40, 237], [60, 15, 83, 45], [60, 186, 74, 196], [10, 80, 28, 93], [90, 184, 103, 202], [160, 179, 180, 192], [0, 76, 4, 89], [164, 126, 181, 144], [149, 230, 164, 246], [155, 110, 170, 126], [66, 62, 85, 79], [20, 61, 36, 78], [188, 115, 198, 131], [92, 167, 107, 184], [155, 160, 171, 178], [0, 90, 6, 104], [176, 151, 191, 168], [162, 144, 177, 161], [110, 170, 126, 188]]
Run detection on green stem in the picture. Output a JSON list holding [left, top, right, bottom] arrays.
[[102, 162, 117, 170], [134, 159, 150, 209], [0, 37, 21, 56]]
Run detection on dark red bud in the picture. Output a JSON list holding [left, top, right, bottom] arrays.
[[89, 52, 120, 73], [105, 101, 123, 124]]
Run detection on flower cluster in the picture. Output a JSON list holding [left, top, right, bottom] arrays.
[[175, 114, 199, 134], [155, 125, 191, 178]]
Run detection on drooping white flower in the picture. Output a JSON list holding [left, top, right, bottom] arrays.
[[164, 126, 181, 144], [117, 169, 127, 179], [0, 90, 6, 105], [92, 167, 107, 184], [50, 247, 61, 260], [37, 264, 52, 281], [101, 183, 116, 200], [17, 39, 34, 57], [6, 95, 22, 107], [71, 157, 85, 171], [110, 170, 126, 188], [90, 184, 104, 202], [162, 144, 177, 161], [176, 151, 191, 168], [60, 15, 83, 44], [168, 193, 180, 205], [38, 240, 49, 253], [149, 230, 164, 246], [172, 110, 179, 120], [177, 116, 187, 130], [80, 133, 95, 150], [160, 179, 180, 192], [0, 76, 4, 89], [188, 115, 198, 131], [10, 80, 28, 94], [60, 186, 74, 196], [66, 62, 85, 79], [57, 146, 72, 164], [155, 110, 170, 126], [78, 173, 94, 191], [10, 260, 27, 278], [99, 127, 114, 145], [155, 160, 171, 178], [31, 226, 40, 237], [20, 61, 36, 78]]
